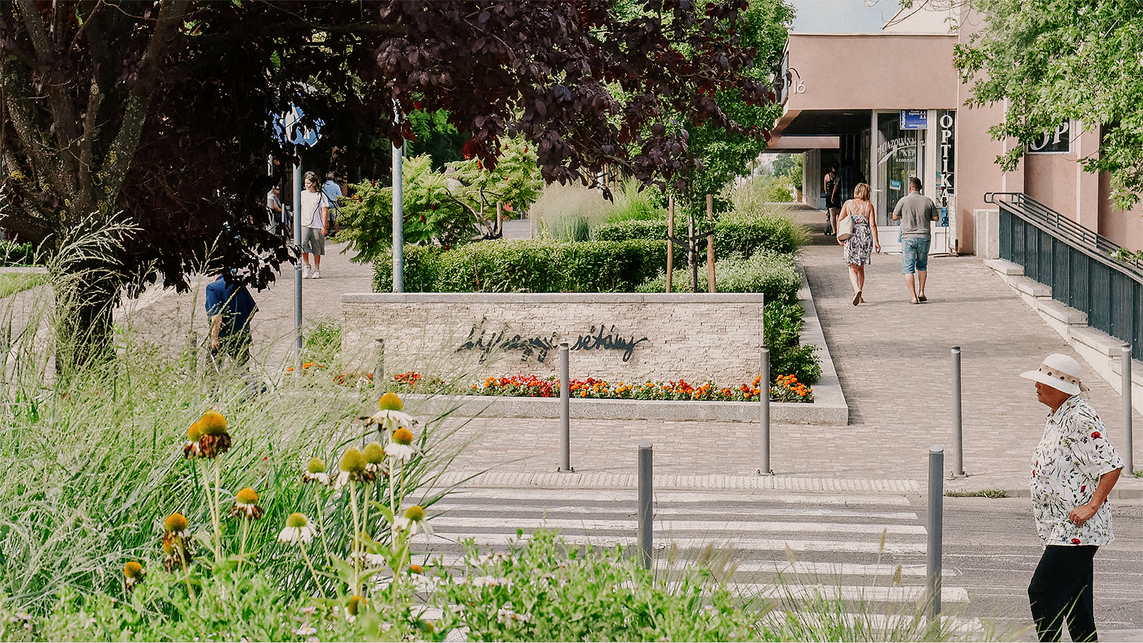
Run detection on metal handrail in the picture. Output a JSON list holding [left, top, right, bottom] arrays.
[[984, 192, 1143, 281]]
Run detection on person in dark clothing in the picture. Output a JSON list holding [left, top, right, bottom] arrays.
[[824, 164, 841, 235], [205, 273, 257, 367]]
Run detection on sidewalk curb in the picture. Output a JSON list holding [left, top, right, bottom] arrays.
[[429, 471, 922, 493]]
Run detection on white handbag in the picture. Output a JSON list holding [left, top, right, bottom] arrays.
[[836, 213, 854, 241]]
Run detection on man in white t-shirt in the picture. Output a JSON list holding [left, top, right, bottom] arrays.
[[300, 171, 330, 278]]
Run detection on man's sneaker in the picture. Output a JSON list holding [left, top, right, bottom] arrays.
[[312, 270, 321, 279], [303, 265, 312, 279]]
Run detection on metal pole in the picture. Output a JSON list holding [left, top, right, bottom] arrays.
[[706, 194, 715, 293], [392, 141, 404, 293], [952, 347, 965, 477], [666, 196, 674, 293], [1123, 345, 1134, 476], [759, 346, 772, 475], [638, 441, 653, 570], [293, 163, 303, 373], [559, 342, 572, 472], [927, 445, 944, 621], [373, 339, 384, 388]]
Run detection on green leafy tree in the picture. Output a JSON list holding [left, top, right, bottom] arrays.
[[339, 138, 542, 259], [953, 0, 1143, 209]]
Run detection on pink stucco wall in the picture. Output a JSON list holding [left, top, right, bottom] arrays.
[[785, 34, 958, 111]]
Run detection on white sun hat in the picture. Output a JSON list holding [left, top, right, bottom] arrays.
[[1019, 353, 1088, 396]]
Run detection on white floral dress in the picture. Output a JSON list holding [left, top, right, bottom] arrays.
[[1030, 395, 1125, 546]]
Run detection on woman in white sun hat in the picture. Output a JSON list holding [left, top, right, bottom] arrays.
[[1020, 352, 1124, 643]]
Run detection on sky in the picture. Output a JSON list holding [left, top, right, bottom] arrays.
[[788, 0, 904, 33]]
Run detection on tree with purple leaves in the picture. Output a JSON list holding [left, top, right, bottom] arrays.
[[1, 0, 783, 370]]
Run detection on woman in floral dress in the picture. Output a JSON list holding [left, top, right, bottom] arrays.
[[837, 182, 880, 305]]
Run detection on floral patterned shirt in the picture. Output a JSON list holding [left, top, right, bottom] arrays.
[[1030, 395, 1125, 546]]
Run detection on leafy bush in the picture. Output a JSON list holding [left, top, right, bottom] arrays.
[[437, 531, 758, 642], [636, 251, 802, 304], [0, 241, 39, 266], [594, 210, 805, 258], [374, 240, 667, 293], [765, 301, 822, 385]]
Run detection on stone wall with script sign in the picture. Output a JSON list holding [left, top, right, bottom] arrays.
[[341, 293, 765, 385]]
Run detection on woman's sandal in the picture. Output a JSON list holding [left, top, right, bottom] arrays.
[[852, 290, 862, 306]]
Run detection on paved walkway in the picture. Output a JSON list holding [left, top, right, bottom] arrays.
[[108, 213, 1141, 495]]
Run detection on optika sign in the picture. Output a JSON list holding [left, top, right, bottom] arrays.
[[938, 111, 955, 193]]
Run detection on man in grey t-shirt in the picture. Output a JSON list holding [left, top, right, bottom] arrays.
[[892, 177, 939, 304]]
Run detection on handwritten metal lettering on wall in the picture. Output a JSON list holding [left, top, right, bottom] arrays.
[[456, 322, 650, 363]]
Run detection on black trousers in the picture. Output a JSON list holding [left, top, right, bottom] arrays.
[[1028, 545, 1099, 642]]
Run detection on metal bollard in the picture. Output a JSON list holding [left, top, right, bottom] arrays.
[[638, 441, 653, 570], [1123, 346, 1134, 476], [951, 347, 965, 477], [559, 343, 572, 472], [759, 346, 772, 475], [927, 445, 945, 621], [373, 339, 385, 387]]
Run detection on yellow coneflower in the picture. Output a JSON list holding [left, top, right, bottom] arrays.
[[278, 512, 316, 545], [386, 426, 417, 463], [368, 392, 414, 430], [335, 447, 367, 489], [184, 423, 203, 458], [302, 457, 331, 486], [394, 504, 432, 536], [230, 487, 263, 520], [162, 534, 192, 572], [123, 561, 144, 591]]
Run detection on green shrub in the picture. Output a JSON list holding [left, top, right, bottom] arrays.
[[0, 241, 39, 266], [765, 301, 822, 385], [594, 211, 805, 259], [636, 251, 802, 304], [374, 240, 667, 293]]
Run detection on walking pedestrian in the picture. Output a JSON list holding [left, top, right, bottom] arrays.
[[206, 272, 257, 367], [891, 177, 939, 304], [321, 171, 345, 236], [824, 164, 841, 236], [838, 182, 879, 305], [1020, 353, 1124, 643], [300, 171, 330, 279]]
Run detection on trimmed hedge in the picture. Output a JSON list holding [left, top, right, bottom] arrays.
[[594, 214, 803, 258], [634, 251, 801, 305], [373, 240, 668, 293]]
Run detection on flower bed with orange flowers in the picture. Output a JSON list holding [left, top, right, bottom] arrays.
[[377, 371, 813, 403]]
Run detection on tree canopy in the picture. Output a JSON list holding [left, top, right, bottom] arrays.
[[1, 0, 784, 365], [953, 0, 1143, 209]]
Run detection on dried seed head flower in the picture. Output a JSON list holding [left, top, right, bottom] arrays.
[[230, 487, 264, 520], [335, 448, 367, 488], [184, 423, 203, 458], [386, 428, 417, 463], [278, 512, 316, 545], [123, 562, 144, 590], [302, 457, 331, 485], [378, 392, 403, 412], [362, 442, 387, 478], [162, 534, 192, 572], [164, 512, 190, 539], [197, 410, 228, 436]]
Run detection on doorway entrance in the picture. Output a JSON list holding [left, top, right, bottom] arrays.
[[872, 111, 926, 250]]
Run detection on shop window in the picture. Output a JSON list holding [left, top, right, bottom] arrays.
[[1027, 121, 1072, 153]]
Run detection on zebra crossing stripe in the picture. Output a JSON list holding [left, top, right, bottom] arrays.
[[728, 582, 970, 604], [420, 515, 927, 535], [434, 488, 913, 505], [428, 501, 920, 522], [411, 532, 928, 554]]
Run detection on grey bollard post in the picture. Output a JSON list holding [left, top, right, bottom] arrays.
[[759, 346, 772, 475], [1123, 346, 1134, 476], [373, 339, 384, 388], [638, 441, 653, 570], [951, 347, 965, 477], [927, 445, 945, 621], [559, 343, 572, 472]]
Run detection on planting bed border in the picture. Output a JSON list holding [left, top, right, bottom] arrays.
[[396, 264, 848, 425]]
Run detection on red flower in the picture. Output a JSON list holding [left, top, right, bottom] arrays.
[[1090, 431, 1101, 439], [1072, 538, 1081, 544]]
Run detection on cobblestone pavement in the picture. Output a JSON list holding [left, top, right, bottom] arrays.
[[105, 215, 1142, 490]]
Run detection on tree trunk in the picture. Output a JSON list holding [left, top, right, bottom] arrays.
[[52, 256, 122, 378]]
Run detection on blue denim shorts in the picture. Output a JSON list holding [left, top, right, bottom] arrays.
[[901, 237, 931, 273]]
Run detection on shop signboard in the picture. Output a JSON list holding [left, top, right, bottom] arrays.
[[899, 110, 927, 130], [1028, 121, 1071, 153]]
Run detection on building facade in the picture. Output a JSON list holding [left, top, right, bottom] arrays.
[[769, 5, 1143, 255]]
